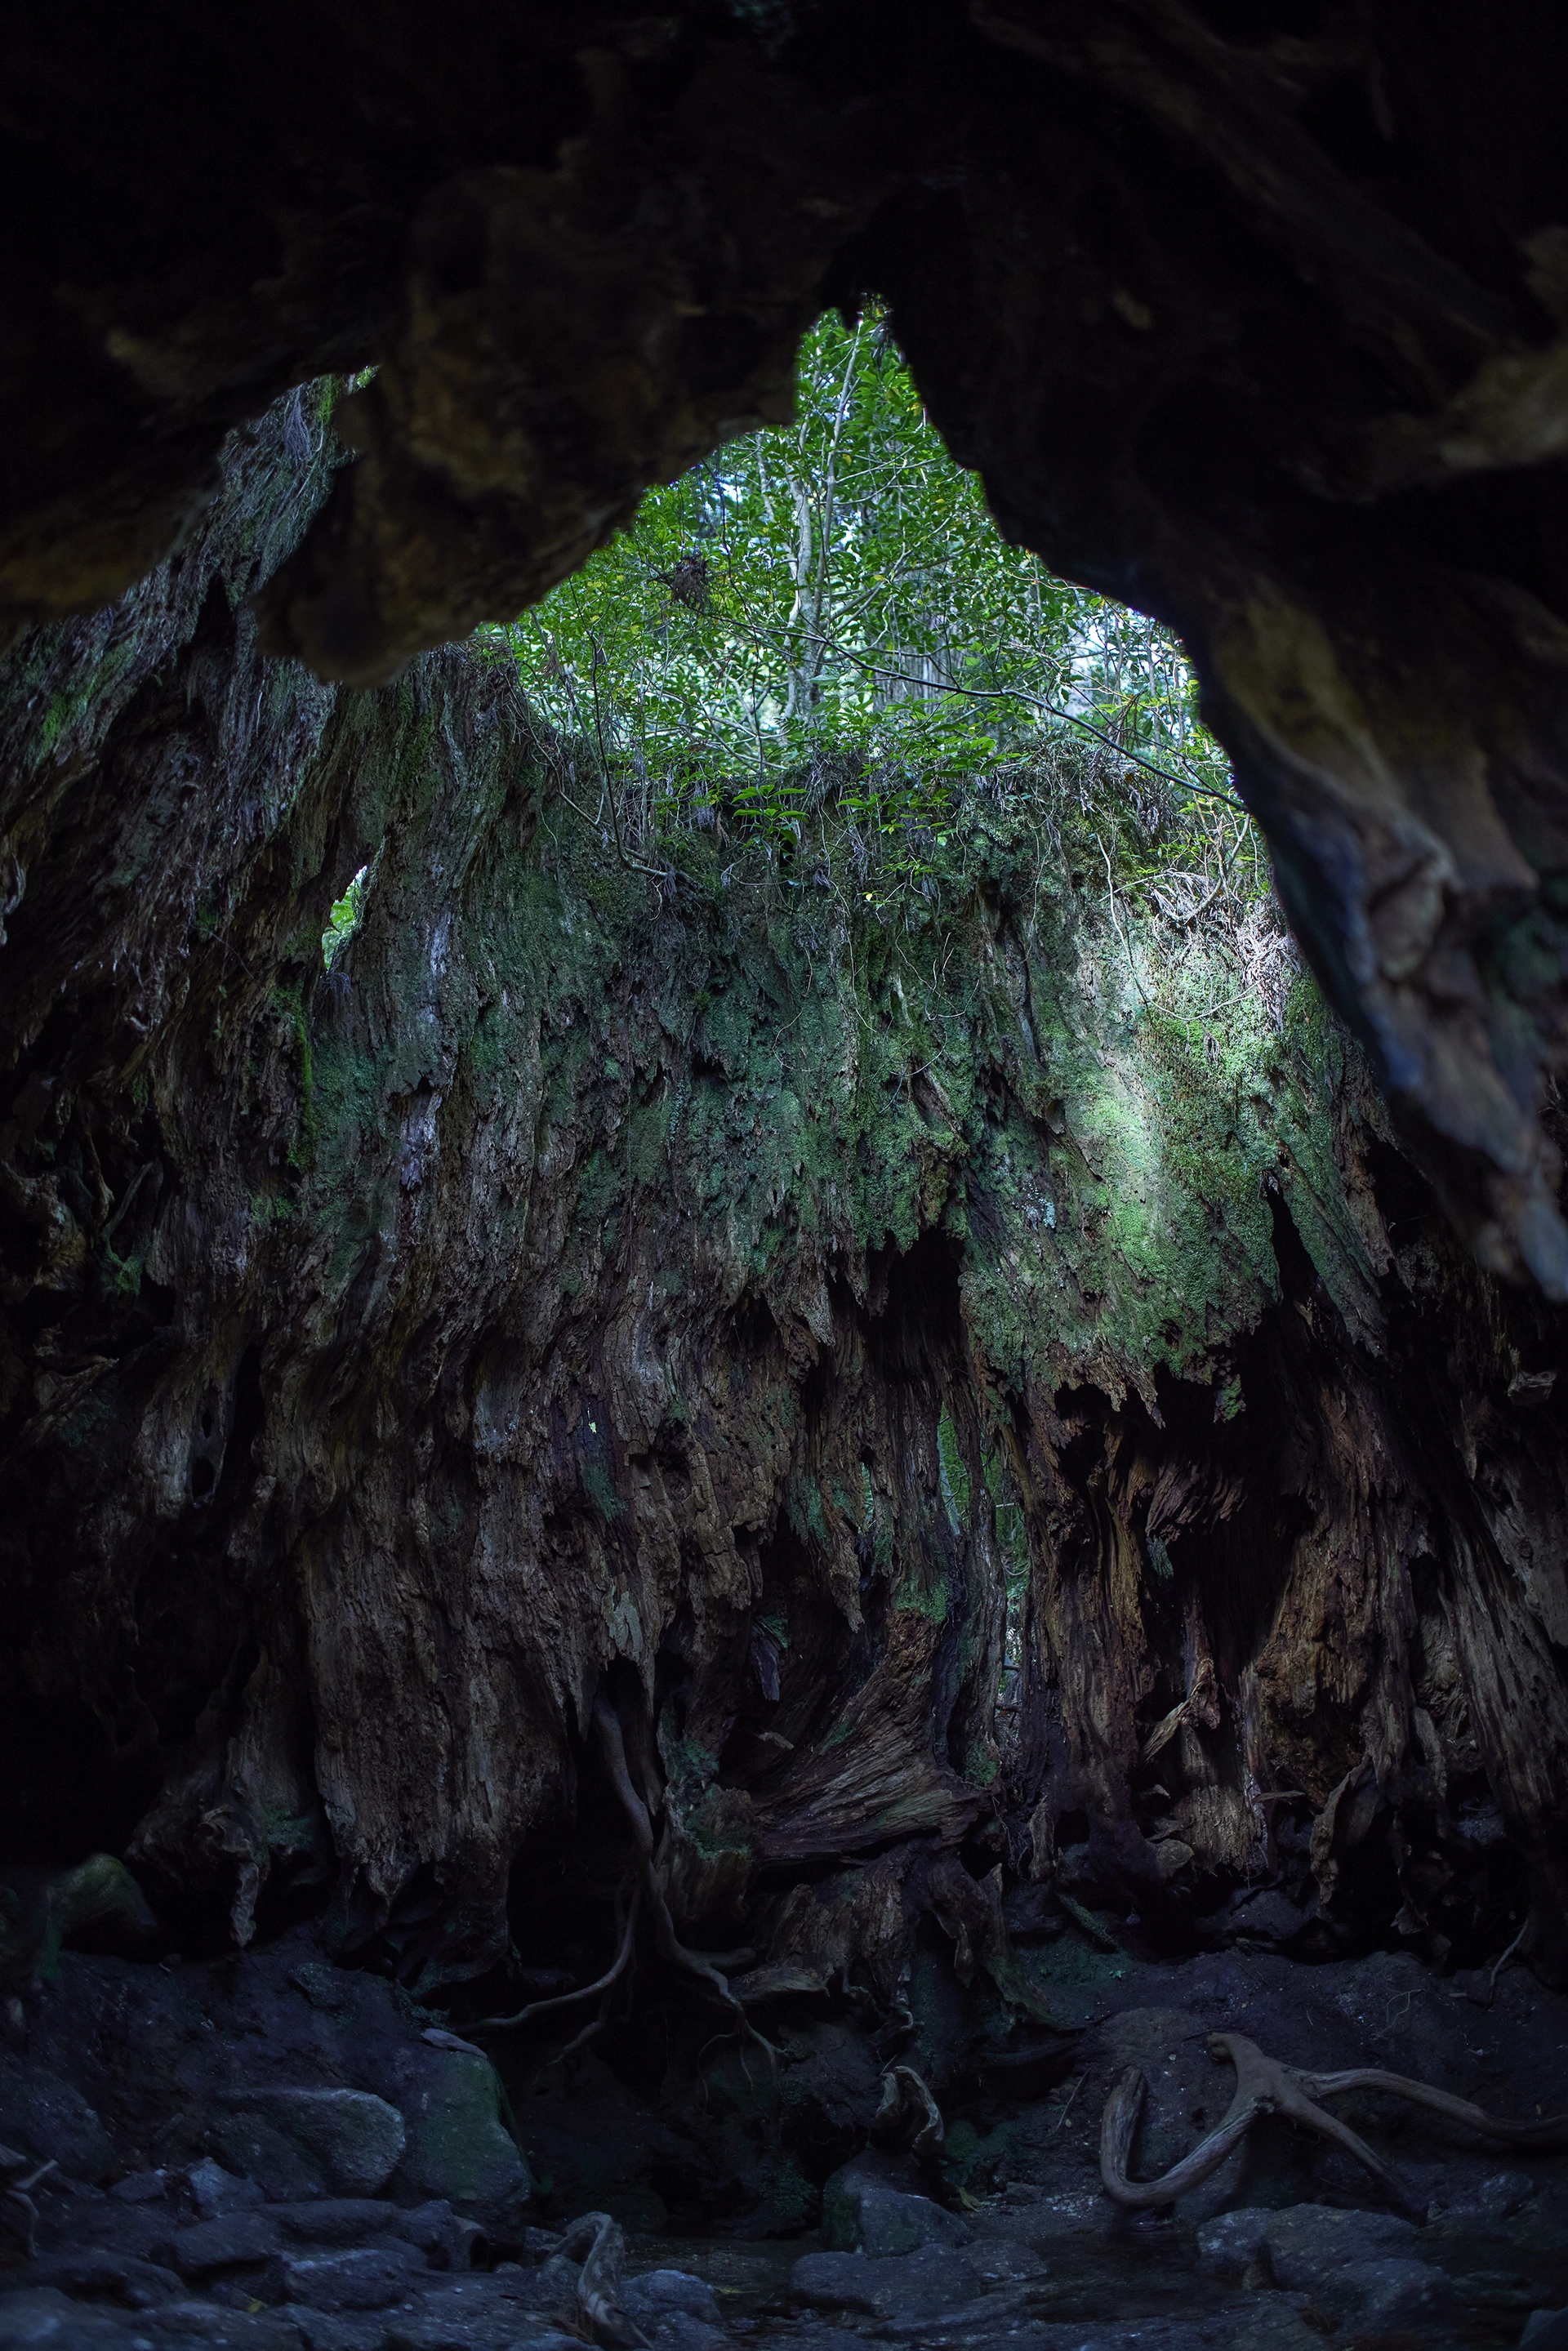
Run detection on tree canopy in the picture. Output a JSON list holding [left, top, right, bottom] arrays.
[[497, 309, 1233, 863]]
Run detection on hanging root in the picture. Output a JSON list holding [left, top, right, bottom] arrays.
[[592, 1697, 777, 2071], [1300, 2055, 1568, 2150], [1100, 2030, 1568, 2220], [1486, 1910, 1532, 2002], [470, 1880, 642, 2036], [468, 1690, 775, 2068]]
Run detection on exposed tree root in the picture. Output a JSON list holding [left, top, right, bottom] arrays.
[[592, 1696, 776, 2068], [554, 2211, 648, 2349], [1486, 1911, 1533, 2002], [1101, 2030, 1568, 2219], [472, 1692, 774, 2068], [471, 1882, 643, 2037], [0, 2147, 57, 2257], [875, 2064, 945, 2157]]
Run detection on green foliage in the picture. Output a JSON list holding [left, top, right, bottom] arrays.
[[497, 306, 1238, 905], [322, 865, 368, 968]]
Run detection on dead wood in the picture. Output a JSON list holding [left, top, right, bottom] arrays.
[[875, 2064, 945, 2157], [1100, 2029, 1568, 2218], [554, 2211, 648, 2350]]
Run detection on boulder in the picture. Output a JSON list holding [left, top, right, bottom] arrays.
[[282, 2242, 427, 2311], [267, 2197, 403, 2243], [385, 2290, 581, 2351], [1522, 2314, 1568, 2351], [0, 2290, 152, 2346], [228, 2087, 406, 2197], [207, 2110, 329, 2202], [1194, 2207, 1272, 2283], [22, 2246, 184, 2305], [821, 2157, 972, 2256], [386, 2046, 529, 2239], [622, 2270, 725, 2329], [186, 2156, 265, 2218], [789, 2245, 985, 2322], [109, 2169, 173, 2206], [1260, 2202, 1419, 2292], [1196, 2202, 1458, 2328], [1321, 2256, 1462, 2330], [0, 2058, 115, 2184], [169, 2211, 283, 2275]]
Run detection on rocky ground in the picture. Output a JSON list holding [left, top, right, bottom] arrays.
[[2, 1933, 1566, 2351]]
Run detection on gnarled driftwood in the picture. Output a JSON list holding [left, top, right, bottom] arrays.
[[1101, 2030, 1568, 2220]]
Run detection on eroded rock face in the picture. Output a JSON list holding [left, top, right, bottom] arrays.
[[1, 399, 1566, 1993], [5, 2, 1568, 1293]]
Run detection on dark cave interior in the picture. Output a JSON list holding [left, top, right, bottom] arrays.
[[3, 6, 1568, 2347]]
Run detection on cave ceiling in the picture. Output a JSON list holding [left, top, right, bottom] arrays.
[[7, 5, 1568, 1290]]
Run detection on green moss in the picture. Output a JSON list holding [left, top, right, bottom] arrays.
[[785, 1474, 829, 1549], [893, 1564, 950, 1624], [581, 1451, 623, 1524], [937, 1400, 970, 1535], [270, 985, 315, 1160]]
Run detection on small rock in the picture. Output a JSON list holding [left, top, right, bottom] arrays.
[[623, 2269, 725, 2327], [1262, 2202, 1418, 2291], [0, 2290, 141, 2346], [186, 2157, 265, 2220], [1522, 2314, 1568, 2351], [110, 2171, 172, 2206], [283, 2242, 425, 2311], [207, 2113, 324, 2202], [169, 2210, 283, 2275], [1437, 2168, 1538, 2224], [821, 2157, 971, 2257], [230, 2089, 406, 2198], [789, 2246, 985, 2322], [1194, 2206, 1272, 2283], [268, 2198, 403, 2244], [1321, 2255, 1461, 2329]]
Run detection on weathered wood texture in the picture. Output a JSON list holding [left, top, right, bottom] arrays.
[[3, 2, 1568, 1287], [2, 408, 1565, 1993]]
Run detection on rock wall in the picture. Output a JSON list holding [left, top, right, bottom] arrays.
[[2, 400, 1566, 2003]]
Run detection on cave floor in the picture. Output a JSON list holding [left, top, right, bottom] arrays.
[[2, 1938, 1567, 2349]]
